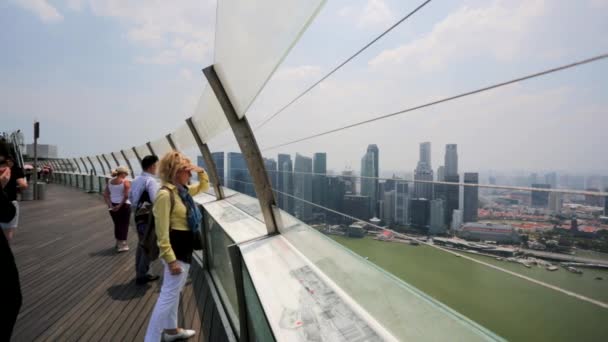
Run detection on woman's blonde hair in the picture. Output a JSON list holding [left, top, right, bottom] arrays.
[[111, 166, 130, 178], [158, 151, 192, 183]]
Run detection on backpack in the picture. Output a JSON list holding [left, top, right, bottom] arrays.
[[134, 180, 153, 226], [0, 186, 16, 223], [140, 186, 174, 261]]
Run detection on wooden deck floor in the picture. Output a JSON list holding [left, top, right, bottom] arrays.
[[11, 184, 204, 341]]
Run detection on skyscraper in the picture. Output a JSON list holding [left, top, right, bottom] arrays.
[[227, 152, 254, 197], [429, 198, 446, 234], [361, 149, 377, 217], [327, 177, 346, 222], [531, 184, 550, 208], [414, 142, 433, 199], [444, 174, 460, 227], [341, 169, 356, 194], [277, 154, 294, 214], [437, 166, 445, 182], [549, 192, 563, 213], [312, 153, 328, 209], [382, 190, 396, 226], [463, 172, 479, 223], [344, 194, 371, 221], [410, 198, 430, 229], [264, 158, 278, 191], [294, 153, 313, 221], [197, 152, 224, 184], [395, 181, 409, 225], [451, 209, 463, 230], [445, 144, 458, 177]]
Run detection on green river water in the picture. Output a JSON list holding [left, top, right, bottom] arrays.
[[332, 236, 608, 341]]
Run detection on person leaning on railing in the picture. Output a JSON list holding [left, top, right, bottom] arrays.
[[145, 151, 208, 342]]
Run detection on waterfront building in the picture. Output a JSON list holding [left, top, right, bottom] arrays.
[[463, 173, 479, 223], [410, 198, 430, 229], [457, 223, 521, 243], [344, 194, 371, 222], [451, 209, 463, 230]]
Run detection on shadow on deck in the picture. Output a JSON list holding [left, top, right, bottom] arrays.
[[11, 185, 204, 341]]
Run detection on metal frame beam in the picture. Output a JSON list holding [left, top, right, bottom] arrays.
[[166, 134, 177, 151], [186, 117, 225, 199], [101, 154, 112, 171], [120, 150, 135, 178], [146, 142, 156, 156], [203, 65, 279, 234], [80, 157, 89, 174], [86, 156, 97, 175], [73, 158, 83, 173], [110, 152, 120, 167], [96, 155, 106, 175], [132, 146, 142, 165]]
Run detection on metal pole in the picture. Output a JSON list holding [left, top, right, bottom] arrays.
[[33, 122, 39, 200], [110, 152, 120, 167], [120, 150, 135, 178], [203, 65, 279, 234], [96, 155, 107, 176], [166, 134, 177, 151], [80, 157, 89, 174], [86, 156, 97, 175], [186, 117, 225, 199], [101, 154, 112, 171], [132, 147, 142, 165], [146, 142, 156, 156]]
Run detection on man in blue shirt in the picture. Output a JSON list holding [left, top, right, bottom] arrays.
[[129, 155, 160, 285]]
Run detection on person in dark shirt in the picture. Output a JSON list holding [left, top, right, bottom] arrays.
[[1, 156, 27, 242]]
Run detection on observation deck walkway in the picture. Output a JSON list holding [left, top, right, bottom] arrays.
[[11, 185, 204, 341]]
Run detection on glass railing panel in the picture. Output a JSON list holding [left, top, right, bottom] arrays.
[[172, 122, 197, 151], [191, 88, 229, 143], [203, 197, 267, 244], [150, 137, 172, 157]]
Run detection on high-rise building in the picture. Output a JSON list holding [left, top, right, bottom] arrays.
[[451, 209, 463, 230], [444, 144, 458, 177], [444, 174, 460, 227], [341, 169, 356, 194], [264, 158, 278, 190], [585, 188, 602, 207], [410, 198, 430, 229], [549, 192, 563, 213], [414, 142, 434, 200], [227, 152, 254, 197], [437, 166, 445, 182], [429, 198, 446, 234], [545, 172, 558, 189], [395, 182, 409, 225], [344, 194, 371, 222], [463, 173, 479, 223], [294, 153, 313, 221], [327, 177, 346, 222], [277, 154, 294, 214], [382, 190, 396, 226], [531, 184, 550, 208], [367, 144, 379, 201], [361, 149, 377, 216], [197, 152, 225, 184], [312, 153, 328, 209]]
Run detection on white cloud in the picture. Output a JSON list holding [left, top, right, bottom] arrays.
[[369, 0, 546, 70], [339, 0, 394, 29], [76, 0, 216, 65], [12, 0, 63, 23]]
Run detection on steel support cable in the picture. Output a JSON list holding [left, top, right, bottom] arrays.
[[261, 53, 608, 151], [254, 0, 434, 131], [228, 167, 608, 196]]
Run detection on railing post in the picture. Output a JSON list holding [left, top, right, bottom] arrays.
[[110, 152, 120, 167], [120, 150, 136, 178], [166, 134, 177, 151], [132, 147, 142, 165], [203, 65, 279, 234], [186, 117, 225, 199], [86, 156, 97, 175], [146, 142, 156, 156], [96, 155, 107, 176]]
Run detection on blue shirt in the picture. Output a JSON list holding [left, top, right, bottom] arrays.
[[129, 172, 160, 207]]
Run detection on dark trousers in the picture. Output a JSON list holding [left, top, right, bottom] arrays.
[[109, 203, 131, 240], [0, 231, 22, 340], [135, 222, 151, 279]]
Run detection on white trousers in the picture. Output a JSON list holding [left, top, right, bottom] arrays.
[[144, 260, 190, 342]]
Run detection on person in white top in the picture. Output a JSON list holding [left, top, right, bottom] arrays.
[[103, 166, 131, 252]]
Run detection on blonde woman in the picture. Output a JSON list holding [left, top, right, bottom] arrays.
[[103, 166, 131, 252], [145, 152, 208, 342]]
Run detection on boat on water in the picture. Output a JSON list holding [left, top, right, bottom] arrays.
[[566, 266, 583, 274], [546, 265, 558, 271]]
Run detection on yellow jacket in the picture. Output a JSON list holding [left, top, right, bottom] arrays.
[[153, 172, 209, 263]]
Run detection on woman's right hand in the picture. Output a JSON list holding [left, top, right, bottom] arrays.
[[168, 261, 183, 275]]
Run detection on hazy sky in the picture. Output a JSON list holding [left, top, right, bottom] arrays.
[[2, 0, 608, 174]]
